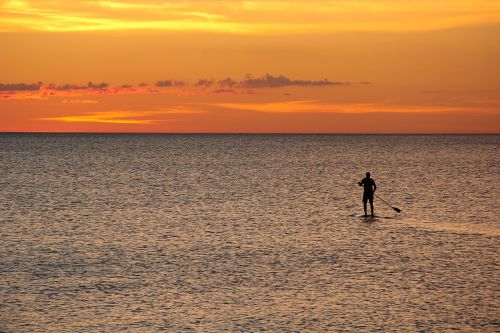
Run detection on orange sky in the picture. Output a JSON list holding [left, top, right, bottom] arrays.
[[0, 0, 499, 133]]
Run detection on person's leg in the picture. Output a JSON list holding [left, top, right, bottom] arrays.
[[369, 197, 374, 216], [363, 199, 368, 216]]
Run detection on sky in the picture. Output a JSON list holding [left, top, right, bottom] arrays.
[[0, 0, 499, 133]]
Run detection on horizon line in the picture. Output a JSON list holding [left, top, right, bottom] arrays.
[[1, 131, 499, 135]]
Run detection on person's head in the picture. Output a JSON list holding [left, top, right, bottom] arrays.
[[366, 172, 371, 178]]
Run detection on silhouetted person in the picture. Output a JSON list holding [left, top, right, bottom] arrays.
[[358, 172, 376, 217]]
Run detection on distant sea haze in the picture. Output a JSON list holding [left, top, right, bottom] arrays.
[[0, 134, 498, 331]]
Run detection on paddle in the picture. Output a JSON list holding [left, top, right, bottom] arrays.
[[374, 193, 401, 213]]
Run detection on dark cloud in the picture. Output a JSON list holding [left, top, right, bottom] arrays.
[[0, 82, 42, 91], [155, 80, 185, 87], [239, 74, 346, 88], [195, 79, 214, 87], [213, 89, 236, 94], [218, 78, 237, 87], [1, 75, 361, 97], [49, 84, 81, 90], [156, 80, 173, 87], [87, 82, 109, 89], [190, 74, 353, 91], [46, 82, 109, 90]]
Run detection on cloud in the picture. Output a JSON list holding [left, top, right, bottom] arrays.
[[218, 78, 238, 87], [0, 74, 359, 100], [62, 99, 99, 104], [41, 111, 154, 124], [195, 74, 349, 89], [87, 82, 108, 89], [0, 81, 156, 99], [210, 100, 483, 114], [40, 107, 205, 125], [47, 82, 109, 90], [155, 80, 185, 87], [195, 79, 215, 87], [156, 80, 173, 87], [0, 82, 42, 91], [212, 89, 236, 94], [239, 74, 346, 88], [212, 100, 329, 113]]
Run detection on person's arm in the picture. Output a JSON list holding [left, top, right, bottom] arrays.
[[372, 180, 377, 192], [358, 178, 364, 186]]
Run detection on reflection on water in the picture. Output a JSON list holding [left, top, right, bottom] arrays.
[[0, 134, 498, 332]]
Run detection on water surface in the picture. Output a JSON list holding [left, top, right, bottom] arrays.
[[0, 134, 498, 332]]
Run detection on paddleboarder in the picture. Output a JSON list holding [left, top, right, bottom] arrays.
[[358, 172, 377, 217]]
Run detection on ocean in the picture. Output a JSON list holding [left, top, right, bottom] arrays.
[[0, 134, 498, 332]]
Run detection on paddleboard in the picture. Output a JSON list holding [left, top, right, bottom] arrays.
[[357, 214, 394, 221]]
